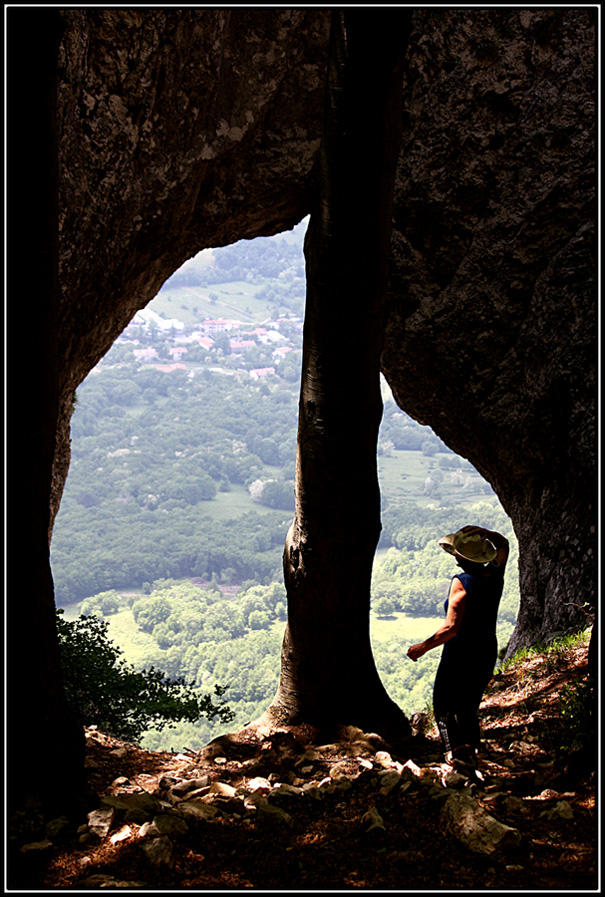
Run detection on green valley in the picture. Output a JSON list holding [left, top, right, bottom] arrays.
[[51, 221, 520, 751]]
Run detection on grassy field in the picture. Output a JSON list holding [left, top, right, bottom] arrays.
[[378, 449, 492, 509], [152, 282, 275, 327], [370, 612, 442, 645]]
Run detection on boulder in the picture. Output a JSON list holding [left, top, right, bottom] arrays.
[[440, 792, 522, 856], [101, 791, 163, 823], [140, 836, 175, 869], [87, 807, 115, 839], [255, 798, 293, 827]]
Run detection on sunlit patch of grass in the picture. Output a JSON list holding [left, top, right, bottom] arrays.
[[497, 626, 592, 674]]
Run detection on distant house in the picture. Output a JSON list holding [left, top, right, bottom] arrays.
[[196, 336, 214, 350], [133, 347, 158, 362], [273, 346, 293, 360], [250, 367, 275, 380], [168, 346, 188, 360], [200, 319, 241, 334], [229, 339, 256, 352], [258, 330, 285, 344]]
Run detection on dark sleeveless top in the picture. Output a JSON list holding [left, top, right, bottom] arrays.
[[442, 565, 505, 666]]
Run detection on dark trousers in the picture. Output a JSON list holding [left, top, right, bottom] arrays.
[[432, 650, 495, 757]]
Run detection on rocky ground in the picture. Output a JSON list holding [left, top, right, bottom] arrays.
[[9, 640, 597, 891]]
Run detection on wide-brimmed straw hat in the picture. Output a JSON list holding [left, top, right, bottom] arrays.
[[439, 529, 497, 565]]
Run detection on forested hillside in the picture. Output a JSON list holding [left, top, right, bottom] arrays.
[[51, 223, 520, 751]]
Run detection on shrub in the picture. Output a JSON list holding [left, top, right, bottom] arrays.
[[56, 610, 234, 743], [558, 676, 596, 756]]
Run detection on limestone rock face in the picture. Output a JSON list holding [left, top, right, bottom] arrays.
[[54, 9, 596, 653], [53, 7, 331, 525], [381, 8, 596, 654]]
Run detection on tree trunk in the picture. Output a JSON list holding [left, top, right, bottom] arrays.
[[7, 9, 89, 822], [266, 11, 412, 735]]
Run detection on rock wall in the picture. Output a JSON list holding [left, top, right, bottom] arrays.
[[381, 8, 596, 654], [54, 8, 596, 655]]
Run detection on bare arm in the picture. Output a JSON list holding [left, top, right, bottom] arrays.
[[407, 578, 466, 662]]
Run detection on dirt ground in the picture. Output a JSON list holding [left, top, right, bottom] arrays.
[[8, 641, 597, 891]]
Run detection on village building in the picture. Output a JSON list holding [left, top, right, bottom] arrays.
[[200, 319, 241, 335], [133, 347, 158, 362], [168, 346, 188, 360]]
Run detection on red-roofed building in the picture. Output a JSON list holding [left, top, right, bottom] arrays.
[[250, 367, 275, 380], [273, 346, 293, 360], [230, 340, 256, 352], [134, 347, 158, 362], [169, 346, 188, 360]]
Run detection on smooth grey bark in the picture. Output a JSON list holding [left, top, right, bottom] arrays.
[[266, 11, 413, 734]]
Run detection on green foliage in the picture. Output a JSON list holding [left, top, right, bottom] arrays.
[[80, 590, 121, 617], [56, 609, 234, 743], [558, 676, 596, 755], [50, 223, 522, 752], [498, 626, 591, 672]]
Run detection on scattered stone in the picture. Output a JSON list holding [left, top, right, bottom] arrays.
[[214, 756, 227, 765], [440, 792, 522, 856], [19, 839, 53, 854], [109, 747, 128, 759], [506, 864, 525, 872], [428, 785, 451, 804], [246, 776, 272, 793], [334, 778, 353, 793], [503, 796, 529, 815], [139, 816, 188, 839], [87, 807, 115, 839], [80, 873, 148, 888], [109, 825, 132, 845], [441, 770, 468, 790], [255, 798, 292, 826], [101, 791, 163, 823], [379, 770, 405, 797], [209, 781, 237, 799], [540, 800, 574, 821], [300, 765, 314, 774], [171, 776, 210, 796], [401, 759, 422, 777], [375, 750, 393, 767], [269, 783, 303, 801], [359, 759, 374, 771], [329, 760, 353, 778], [180, 786, 211, 801], [140, 836, 175, 869], [111, 776, 129, 787], [362, 806, 386, 834], [178, 799, 220, 820], [299, 748, 322, 762], [84, 758, 100, 769]]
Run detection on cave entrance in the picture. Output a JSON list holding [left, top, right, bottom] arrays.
[[51, 217, 519, 751]]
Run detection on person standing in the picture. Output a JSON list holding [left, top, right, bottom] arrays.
[[407, 524, 509, 777]]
